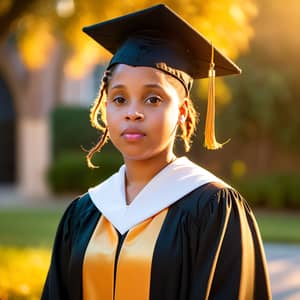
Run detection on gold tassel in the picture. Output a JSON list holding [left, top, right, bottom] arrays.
[[204, 43, 229, 149]]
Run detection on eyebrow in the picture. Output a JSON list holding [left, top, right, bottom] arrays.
[[110, 84, 125, 90], [144, 83, 163, 89], [110, 83, 163, 90]]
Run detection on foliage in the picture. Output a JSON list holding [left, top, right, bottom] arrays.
[[218, 58, 300, 152], [0, 208, 60, 300], [216, 0, 300, 152], [47, 150, 123, 194], [0, 247, 50, 300], [49, 105, 123, 194], [255, 211, 300, 244], [0, 208, 58, 298], [3, 0, 257, 78], [0, 0, 38, 41], [51, 105, 99, 157], [233, 173, 300, 209]]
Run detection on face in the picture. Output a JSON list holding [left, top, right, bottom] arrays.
[[105, 64, 187, 162]]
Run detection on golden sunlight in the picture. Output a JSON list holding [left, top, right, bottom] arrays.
[[56, 0, 75, 18], [197, 78, 232, 105], [0, 0, 11, 16], [13, 0, 258, 78], [0, 247, 51, 300], [17, 20, 56, 70]]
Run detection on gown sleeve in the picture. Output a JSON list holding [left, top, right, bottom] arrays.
[[41, 198, 79, 300], [189, 187, 271, 300]]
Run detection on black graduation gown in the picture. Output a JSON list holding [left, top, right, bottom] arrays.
[[41, 183, 271, 300]]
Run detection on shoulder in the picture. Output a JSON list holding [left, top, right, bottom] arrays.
[[59, 192, 100, 228], [62, 192, 93, 214], [171, 182, 249, 226], [172, 181, 240, 208]]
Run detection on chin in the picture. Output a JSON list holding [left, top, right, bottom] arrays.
[[121, 152, 154, 162], [121, 148, 171, 163], [113, 140, 173, 162], [113, 144, 150, 159]]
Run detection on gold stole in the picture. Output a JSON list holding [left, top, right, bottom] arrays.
[[83, 208, 168, 300]]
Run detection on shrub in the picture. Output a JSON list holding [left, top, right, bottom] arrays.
[[233, 173, 300, 209], [47, 149, 123, 194], [0, 247, 50, 300], [49, 105, 123, 194], [50, 105, 99, 157]]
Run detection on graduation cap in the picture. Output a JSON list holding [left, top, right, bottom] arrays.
[[82, 4, 241, 150]]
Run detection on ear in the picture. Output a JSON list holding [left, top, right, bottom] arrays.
[[179, 98, 189, 121]]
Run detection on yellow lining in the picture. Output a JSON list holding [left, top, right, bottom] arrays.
[[115, 208, 168, 300], [83, 216, 118, 300], [83, 208, 168, 300]]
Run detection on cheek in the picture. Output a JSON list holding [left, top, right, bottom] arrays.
[[150, 105, 179, 133], [165, 104, 180, 125], [105, 107, 112, 125], [105, 105, 118, 126], [105, 110, 119, 137]]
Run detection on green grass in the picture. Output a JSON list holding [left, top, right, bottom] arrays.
[[0, 206, 299, 248], [255, 210, 300, 244], [0, 206, 65, 248]]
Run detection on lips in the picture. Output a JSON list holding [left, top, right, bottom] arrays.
[[121, 128, 146, 141]]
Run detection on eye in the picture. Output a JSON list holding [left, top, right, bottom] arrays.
[[145, 96, 162, 105], [113, 96, 127, 104]]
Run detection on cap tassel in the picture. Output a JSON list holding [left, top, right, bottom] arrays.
[[204, 43, 229, 149]]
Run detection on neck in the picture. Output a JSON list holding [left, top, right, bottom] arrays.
[[123, 151, 176, 204]]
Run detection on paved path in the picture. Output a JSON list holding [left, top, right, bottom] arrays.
[[265, 243, 300, 300]]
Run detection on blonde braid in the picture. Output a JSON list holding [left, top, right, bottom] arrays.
[[179, 99, 198, 152], [86, 70, 112, 168], [89, 70, 111, 131]]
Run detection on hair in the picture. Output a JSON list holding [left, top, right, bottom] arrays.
[[86, 66, 198, 168], [86, 69, 112, 168], [164, 75, 198, 152]]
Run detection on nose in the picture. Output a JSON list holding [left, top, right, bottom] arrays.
[[125, 111, 144, 121]]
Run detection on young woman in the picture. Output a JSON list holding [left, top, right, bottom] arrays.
[[42, 4, 271, 300]]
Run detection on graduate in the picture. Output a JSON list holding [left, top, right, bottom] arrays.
[[42, 4, 271, 300]]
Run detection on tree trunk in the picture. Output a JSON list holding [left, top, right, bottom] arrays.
[[0, 39, 65, 199]]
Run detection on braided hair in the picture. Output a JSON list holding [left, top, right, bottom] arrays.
[[86, 70, 112, 168], [86, 67, 198, 168]]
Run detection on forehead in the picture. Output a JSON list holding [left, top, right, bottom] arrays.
[[108, 64, 185, 97], [111, 64, 168, 83]]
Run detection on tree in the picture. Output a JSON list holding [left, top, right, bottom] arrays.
[[0, 0, 39, 41], [1, 0, 257, 78], [210, 0, 300, 174], [225, 0, 300, 151], [0, 0, 258, 195]]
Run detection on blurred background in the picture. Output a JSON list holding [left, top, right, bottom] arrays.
[[0, 0, 299, 299]]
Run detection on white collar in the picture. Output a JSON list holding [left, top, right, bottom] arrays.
[[88, 157, 228, 234]]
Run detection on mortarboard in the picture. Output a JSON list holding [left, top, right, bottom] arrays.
[[82, 4, 241, 150]]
